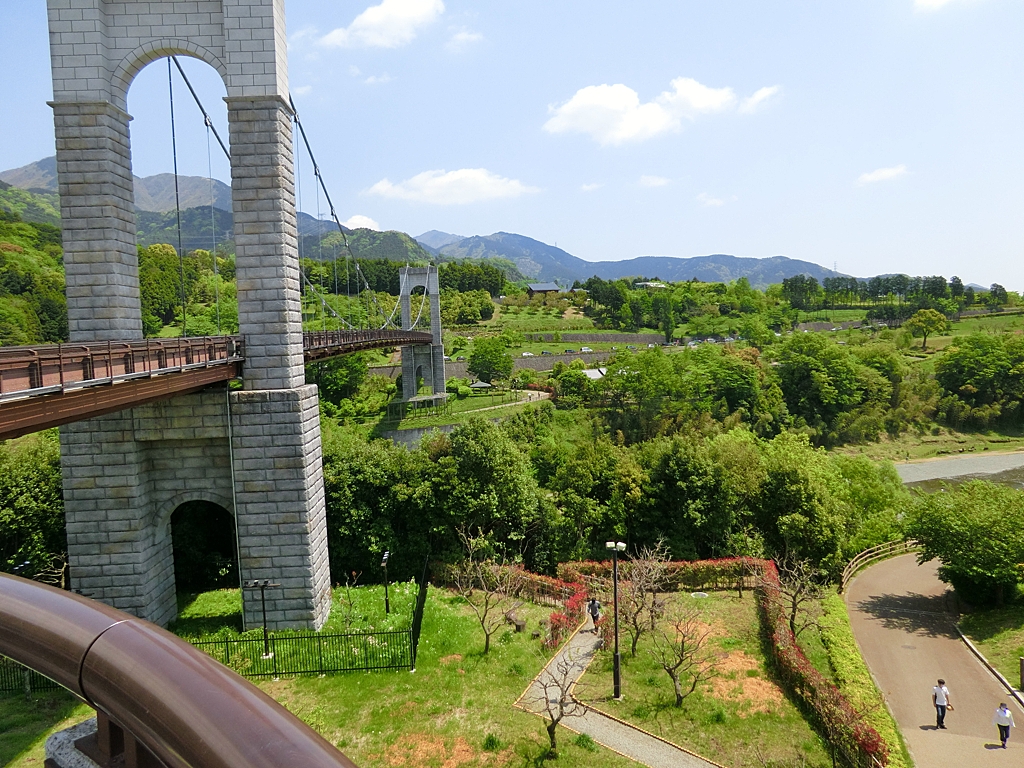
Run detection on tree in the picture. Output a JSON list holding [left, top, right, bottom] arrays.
[[649, 604, 719, 706], [903, 308, 946, 351], [619, 543, 671, 656], [760, 556, 825, 638], [450, 543, 526, 654], [529, 648, 588, 756], [907, 480, 1024, 605], [467, 336, 513, 383]]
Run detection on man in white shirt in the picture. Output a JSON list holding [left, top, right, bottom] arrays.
[[932, 679, 951, 729], [993, 703, 1015, 748]]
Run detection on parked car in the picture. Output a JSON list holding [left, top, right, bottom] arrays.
[[580, 346, 593, 352], [443, 355, 452, 361], [456, 356, 466, 361], [626, 345, 638, 350], [647, 343, 657, 348], [564, 349, 576, 354], [521, 351, 535, 357], [541, 350, 553, 355], [723, 337, 735, 343]]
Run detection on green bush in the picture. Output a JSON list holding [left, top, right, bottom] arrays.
[[819, 595, 910, 768], [457, 386, 472, 399]]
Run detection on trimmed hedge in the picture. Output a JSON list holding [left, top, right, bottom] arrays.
[[819, 594, 910, 768]]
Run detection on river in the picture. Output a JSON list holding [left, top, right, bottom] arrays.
[[895, 450, 1024, 490]]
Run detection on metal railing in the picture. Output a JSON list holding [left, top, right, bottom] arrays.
[[303, 328, 433, 361], [0, 335, 243, 401], [192, 630, 413, 678], [839, 540, 920, 593], [0, 573, 359, 768]]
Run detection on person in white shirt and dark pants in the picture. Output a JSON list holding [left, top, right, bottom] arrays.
[[932, 679, 951, 729], [993, 703, 1015, 748]]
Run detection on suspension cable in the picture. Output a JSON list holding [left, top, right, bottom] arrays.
[[206, 118, 221, 334], [171, 56, 230, 160], [168, 59, 187, 338]]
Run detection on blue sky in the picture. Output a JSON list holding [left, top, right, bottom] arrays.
[[2, 0, 1023, 288]]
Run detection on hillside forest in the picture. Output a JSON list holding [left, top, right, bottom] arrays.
[[3, 201, 1024, 608]]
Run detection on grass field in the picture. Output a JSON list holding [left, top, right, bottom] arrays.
[[831, 429, 1024, 462], [577, 590, 831, 768], [959, 593, 1024, 687]]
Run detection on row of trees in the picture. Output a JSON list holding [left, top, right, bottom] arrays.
[[321, 407, 906, 583]]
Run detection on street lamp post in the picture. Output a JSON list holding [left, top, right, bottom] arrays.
[[243, 580, 280, 658], [381, 551, 391, 615], [605, 540, 626, 700]]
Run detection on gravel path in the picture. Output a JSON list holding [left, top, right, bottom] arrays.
[[845, 553, 1024, 766], [516, 620, 721, 768]]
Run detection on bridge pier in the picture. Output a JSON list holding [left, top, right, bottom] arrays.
[[48, 0, 332, 630], [399, 266, 446, 399]]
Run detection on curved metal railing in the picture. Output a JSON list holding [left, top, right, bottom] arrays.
[[0, 573, 359, 768]]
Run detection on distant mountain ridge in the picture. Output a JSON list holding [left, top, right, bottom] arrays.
[[1, 156, 232, 213], [415, 231, 843, 288]]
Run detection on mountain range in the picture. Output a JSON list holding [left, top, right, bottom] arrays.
[[0, 156, 233, 213], [2, 156, 847, 287], [415, 231, 843, 287]]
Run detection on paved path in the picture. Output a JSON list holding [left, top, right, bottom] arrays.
[[895, 450, 1024, 484], [846, 553, 1024, 766], [516, 620, 720, 768]]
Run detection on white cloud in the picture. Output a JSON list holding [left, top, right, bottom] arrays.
[[447, 29, 483, 52], [639, 175, 670, 187], [696, 192, 725, 206], [658, 77, 736, 117], [292, 85, 312, 96], [858, 164, 908, 185], [367, 168, 539, 204], [544, 77, 773, 145], [364, 74, 393, 85], [580, 183, 603, 192], [739, 85, 781, 114], [342, 215, 382, 231], [321, 0, 444, 49]]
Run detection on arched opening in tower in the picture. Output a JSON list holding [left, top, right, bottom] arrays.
[[170, 500, 237, 594]]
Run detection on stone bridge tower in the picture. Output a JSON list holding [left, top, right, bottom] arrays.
[[399, 266, 445, 400], [47, 0, 331, 629]]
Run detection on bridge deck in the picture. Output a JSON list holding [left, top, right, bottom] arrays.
[[0, 329, 433, 440]]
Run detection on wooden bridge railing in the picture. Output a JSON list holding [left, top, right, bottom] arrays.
[[839, 540, 921, 594]]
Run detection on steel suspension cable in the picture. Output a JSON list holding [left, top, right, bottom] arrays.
[[289, 95, 400, 330], [206, 119, 221, 334], [167, 59, 187, 337]]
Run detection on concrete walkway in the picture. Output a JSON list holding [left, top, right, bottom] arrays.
[[515, 621, 721, 768], [846, 553, 1024, 767], [895, 450, 1024, 484]]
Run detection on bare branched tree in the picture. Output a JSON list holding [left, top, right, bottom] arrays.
[[649, 605, 718, 706], [530, 649, 589, 756], [762, 556, 825, 638], [451, 531, 525, 654], [620, 542, 671, 655]]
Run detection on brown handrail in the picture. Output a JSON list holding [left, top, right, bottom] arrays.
[[0, 573, 359, 768]]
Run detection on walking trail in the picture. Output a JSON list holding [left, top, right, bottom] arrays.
[[845, 553, 1024, 767], [515, 620, 721, 768]]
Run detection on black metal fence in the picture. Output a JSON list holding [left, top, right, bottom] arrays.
[[0, 654, 61, 694], [2, 567, 432, 691], [191, 630, 413, 678]]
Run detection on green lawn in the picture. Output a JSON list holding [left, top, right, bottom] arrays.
[[3, 589, 636, 768], [959, 594, 1024, 687], [577, 590, 831, 768], [1, 691, 92, 768]]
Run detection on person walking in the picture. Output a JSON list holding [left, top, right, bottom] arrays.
[[586, 597, 601, 633], [932, 679, 952, 729], [993, 703, 1015, 748]]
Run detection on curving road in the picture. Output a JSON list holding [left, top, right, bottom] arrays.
[[846, 554, 1024, 766]]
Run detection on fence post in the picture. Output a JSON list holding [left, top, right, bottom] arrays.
[[318, 634, 324, 677], [271, 636, 278, 679], [23, 668, 31, 698]]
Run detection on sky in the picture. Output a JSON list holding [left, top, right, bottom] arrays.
[[2, 0, 1024, 288]]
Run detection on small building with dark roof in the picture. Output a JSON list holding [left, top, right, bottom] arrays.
[[527, 282, 561, 297]]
